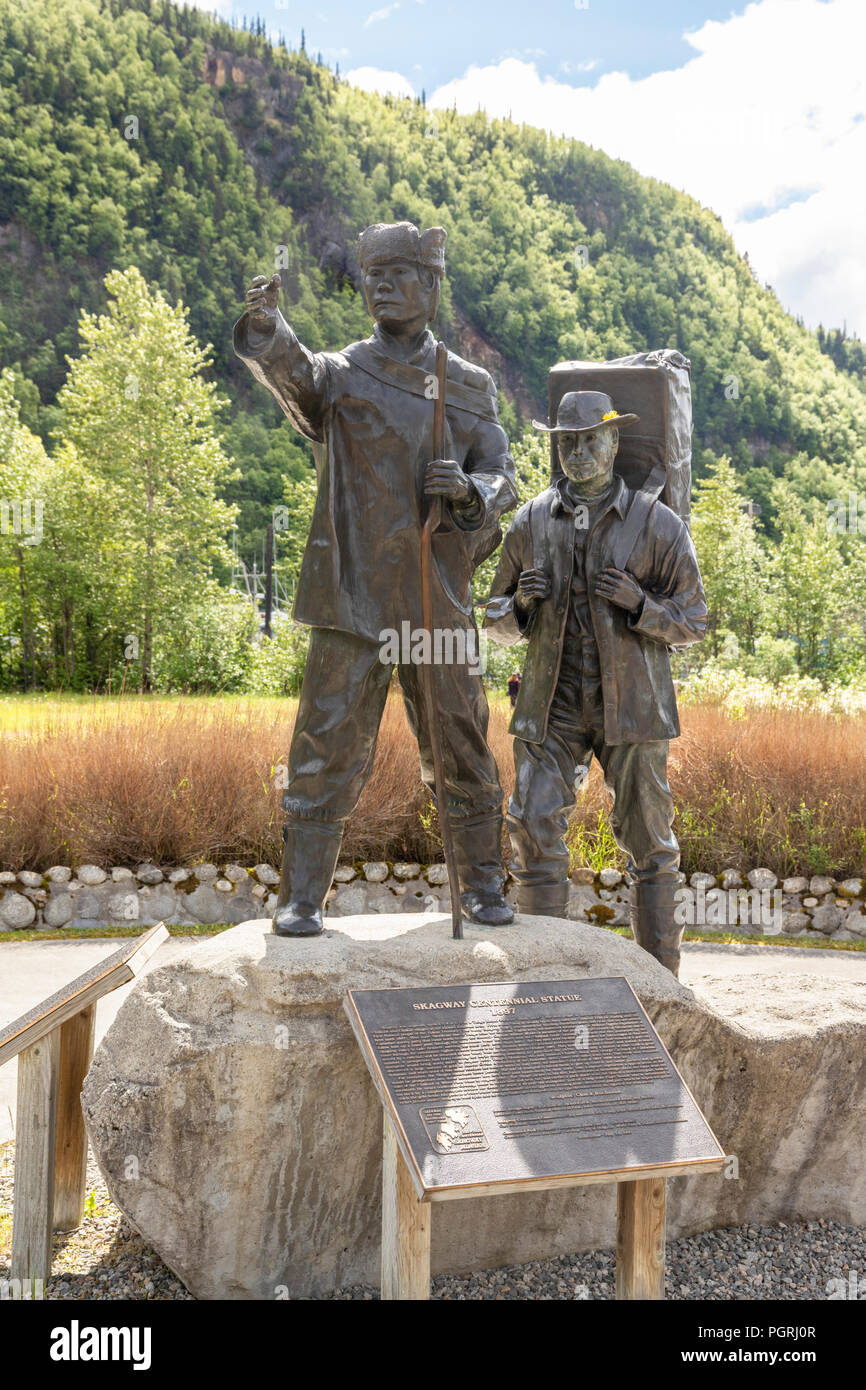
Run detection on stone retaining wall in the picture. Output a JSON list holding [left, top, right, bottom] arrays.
[[1, 861, 864, 940]]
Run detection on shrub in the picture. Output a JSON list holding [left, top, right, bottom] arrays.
[[1, 693, 864, 879]]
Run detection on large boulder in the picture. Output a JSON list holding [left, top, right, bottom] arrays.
[[83, 915, 866, 1300]]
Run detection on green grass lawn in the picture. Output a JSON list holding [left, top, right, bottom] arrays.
[[0, 690, 301, 735]]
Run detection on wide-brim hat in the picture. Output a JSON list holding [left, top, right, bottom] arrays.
[[358, 222, 446, 275], [532, 390, 639, 434]]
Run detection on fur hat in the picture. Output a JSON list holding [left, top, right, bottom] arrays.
[[358, 222, 446, 275]]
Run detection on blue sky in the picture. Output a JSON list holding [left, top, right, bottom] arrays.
[[205, 1, 866, 335], [264, 0, 741, 93]]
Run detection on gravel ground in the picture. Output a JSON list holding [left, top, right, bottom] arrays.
[[2, 1141, 861, 1301], [330, 1222, 865, 1300], [0, 1142, 191, 1301]]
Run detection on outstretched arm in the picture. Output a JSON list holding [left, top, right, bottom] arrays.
[[233, 274, 330, 442]]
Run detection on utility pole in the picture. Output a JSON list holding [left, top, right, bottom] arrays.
[[264, 521, 274, 638]]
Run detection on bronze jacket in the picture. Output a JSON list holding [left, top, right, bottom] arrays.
[[484, 476, 706, 745], [234, 312, 517, 641]]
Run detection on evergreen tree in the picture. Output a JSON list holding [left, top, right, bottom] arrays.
[[691, 456, 766, 656]]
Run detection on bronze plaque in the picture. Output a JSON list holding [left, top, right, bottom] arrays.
[[345, 976, 725, 1199]]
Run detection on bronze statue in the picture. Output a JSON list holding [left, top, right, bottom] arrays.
[[234, 222, 517, 935], [484, 390, 707, 976]]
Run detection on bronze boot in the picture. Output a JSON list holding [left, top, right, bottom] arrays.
[[272, 818, 344, 937], [516, 881, 571, 918], [630, 880, 683, 977], [450, 811, 514, 926]]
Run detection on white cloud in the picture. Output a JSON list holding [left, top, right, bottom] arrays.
[[428, 0, 866, 335], [173, 0, 233, 11], [364, 3, 400, 25], [346, 66, 415, 99]]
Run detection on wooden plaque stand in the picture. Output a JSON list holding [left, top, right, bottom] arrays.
[[381, 1111, 667, 1301], [0, 923, 168, 1287], [346, 977, 725, 1304]]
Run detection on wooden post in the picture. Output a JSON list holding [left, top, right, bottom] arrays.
[[616, 1176, 666, 1300], [53, 1005, 96, 1232], [381, 1112, 431, 1300], [10, 1029, 60, 1285]]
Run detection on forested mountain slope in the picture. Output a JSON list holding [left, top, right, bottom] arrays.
[[2, 0, 866, 552]]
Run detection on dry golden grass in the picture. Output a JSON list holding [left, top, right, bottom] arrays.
[[1, 694, 864, 877]]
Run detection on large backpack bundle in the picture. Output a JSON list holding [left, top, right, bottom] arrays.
[[546, 348, 693, 527]]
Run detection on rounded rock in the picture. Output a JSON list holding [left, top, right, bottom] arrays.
[[191, 864, 218, 882], [842, 906, 866, 936], [43, 893, 74, 928], [136, 865, 164, 885], [0, 871, 18, 885], [747, 868, 777, 891], [809, 876, 835, 897], [183, 885, 224, 924], [1, 892, 37, 928], [77, 864, 108, 886], [690, 872, 716, 889], [393, 862, 421, 881], [599, 868, 623, 889], [214, 879, 234, 893], [223, 864, 248, 885], [782, 911, 810, 933], [108, 892, 141, 923], [720, 869, 743, 889], [112, 867, 135, 882], [329, 885, 368, 916], [782, 876, 808, 895], [17, 870, 43, 888], [46, 865, 72, 883], [811, 904, 843, 934], [838, 879, 863, 898], [425, 864, 449, 886], [362, 862, 388, 883], [254, 864, 281, 886]]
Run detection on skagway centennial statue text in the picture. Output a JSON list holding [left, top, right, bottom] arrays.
[[235, 223, 517, 936], [485, 391, 707, 976]]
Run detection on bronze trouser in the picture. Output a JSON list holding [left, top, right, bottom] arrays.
[[283, 626, 504, 851], [506, 673, 679, 890]]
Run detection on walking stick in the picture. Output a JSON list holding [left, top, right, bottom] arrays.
[[420, 342, 463, 939]]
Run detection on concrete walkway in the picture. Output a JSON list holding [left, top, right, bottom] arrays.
[[1, 934, 864, 1143], [0, 937, 203, 1143]]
